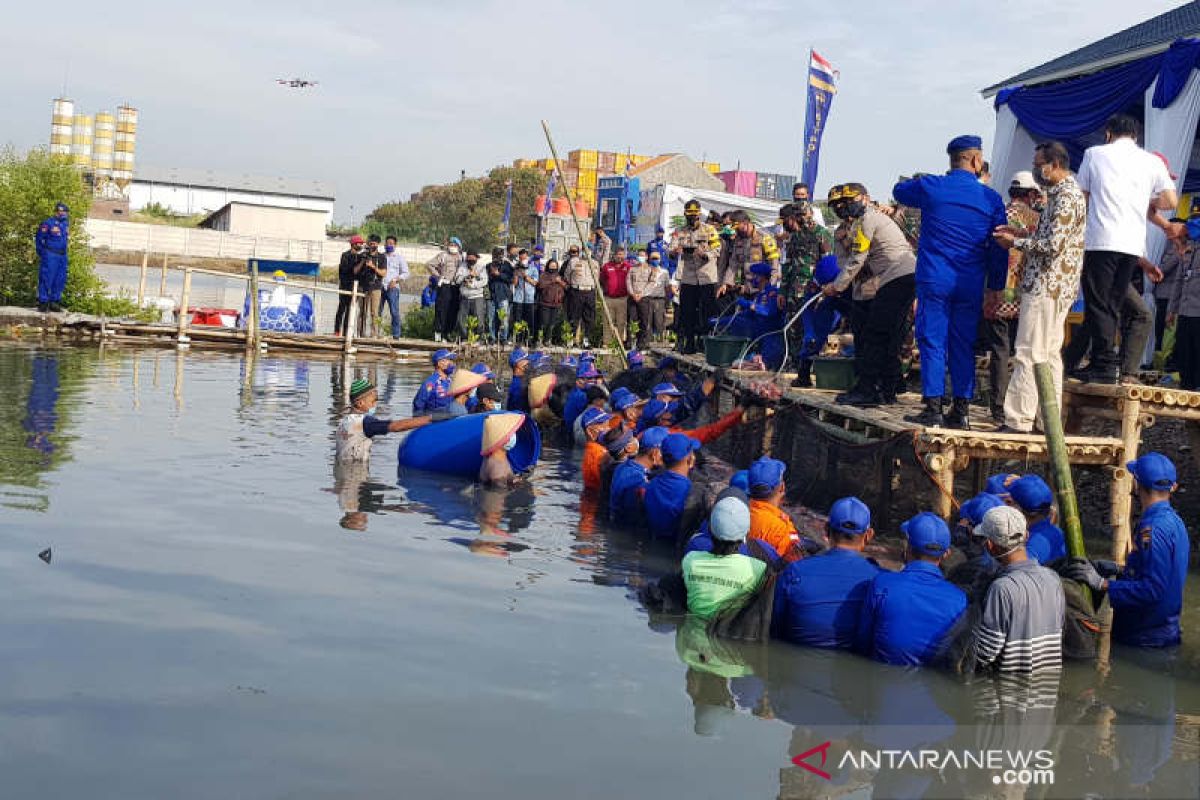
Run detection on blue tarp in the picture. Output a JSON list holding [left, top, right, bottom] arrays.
[[249, 259, 320, 277]]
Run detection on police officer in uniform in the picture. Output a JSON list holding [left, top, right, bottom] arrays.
[[1065, 452, 1190, 647], [669, 200, 720, 354], [718, 210, 781, 301], [824, 183, 917, 406], [412, 348, 457, 414], [35, 202, 70, 312], [893, 136, 1008, 429]]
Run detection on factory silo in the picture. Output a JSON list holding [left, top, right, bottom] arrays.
[[71, 113, 94, 169], [113, 104, 138, 196], [92, 111, 115, 196], [50, 98, 74, 157]]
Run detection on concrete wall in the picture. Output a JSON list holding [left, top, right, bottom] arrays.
[[206, 203, 328, 241], [129, 181, 334, 224]]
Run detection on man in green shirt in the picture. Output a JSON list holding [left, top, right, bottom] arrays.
[[682, 492, 767, 619]]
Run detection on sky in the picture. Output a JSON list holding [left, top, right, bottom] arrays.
[[0, 0, 1187, 224]]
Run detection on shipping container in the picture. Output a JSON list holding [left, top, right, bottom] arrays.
[[568, 149, 599, 170], [755, 173, 779, 200], [577, 170, 598, 190], [716, 170, 757, 198], [701, 161, 721, 174], [775, 173, 798, 201], [614, 153, 630, 173], [540, 158, 558, 171], [597, 151, 616, 172]]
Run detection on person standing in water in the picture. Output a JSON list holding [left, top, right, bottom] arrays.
[[337, 379, 432, 463]]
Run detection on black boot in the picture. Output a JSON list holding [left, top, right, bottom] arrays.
[[943, 397, 971, 430], [791, 361, 813, 388], [836, 384, 882, 407], [905, 396, 944, 426]]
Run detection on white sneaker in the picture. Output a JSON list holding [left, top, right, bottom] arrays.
[[434, 332, 442, 342], [583, 338, 591, 348]]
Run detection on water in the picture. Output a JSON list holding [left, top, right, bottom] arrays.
[[0, 343, 1197, 800]]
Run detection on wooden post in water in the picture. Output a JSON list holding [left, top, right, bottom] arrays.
[[247, 260, 260, 353], [159, 252, 168, 297], [1034, 362, 1085, 559], [176, 268, 193, 343], [137, 251, 148, 306], [344, 284, 359, 355]]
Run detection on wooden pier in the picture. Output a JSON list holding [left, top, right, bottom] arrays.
[[654, 348, 1200, 562]]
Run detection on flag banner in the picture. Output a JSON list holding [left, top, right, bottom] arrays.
[[801, 49, 838, 191], [499, 179, 514, 244], [542, 172, 557, 215]]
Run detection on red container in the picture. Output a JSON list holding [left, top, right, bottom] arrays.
[[534, 194, 548, 214], [551, 197, 571, 215], [717, 170, 757, 197]]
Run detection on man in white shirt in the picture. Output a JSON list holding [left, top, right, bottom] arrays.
[[1074, 114, 1177, 384], [381, 235, 409, 339]]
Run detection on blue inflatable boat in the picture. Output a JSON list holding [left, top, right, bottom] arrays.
[[398, 411, 541, 479]]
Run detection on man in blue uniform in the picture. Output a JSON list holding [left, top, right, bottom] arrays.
[[1066, 452, 1190, 647], [725, 261, 786, 369], [563, 362, 604, 436], [894, 136, 1008, 429], [773, 496, 882, 649], [647, 225, 675, 277], [643, 432, 702, 541], [35, 202, 70, 312], [609, 426, 668, 523], [412, 348, 457, 413], [1010, 475, 1066, 565], [984, 472, 1020, 504], [857, 512, 967, 666], [506, 348, 530, 413]]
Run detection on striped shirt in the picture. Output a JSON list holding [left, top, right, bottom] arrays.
[[975, 559, 1065, 673]]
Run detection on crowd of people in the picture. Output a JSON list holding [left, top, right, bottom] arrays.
[[334, 346, 1189, 675]]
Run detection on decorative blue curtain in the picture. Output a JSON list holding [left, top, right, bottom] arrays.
[[995, 38, 1200, 139]]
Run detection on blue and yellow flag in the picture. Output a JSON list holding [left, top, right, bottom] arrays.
[[801, 49, 838, 191]]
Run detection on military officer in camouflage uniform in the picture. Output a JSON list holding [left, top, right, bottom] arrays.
[[779, 202, 834, 379]]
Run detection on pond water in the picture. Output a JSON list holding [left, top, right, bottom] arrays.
[[0, 343, 1197, 800]]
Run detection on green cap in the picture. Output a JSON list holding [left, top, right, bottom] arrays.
[[349, 378, 375, 401]]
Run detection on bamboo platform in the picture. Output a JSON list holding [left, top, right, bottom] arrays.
[[650, 347, 1198, 561]]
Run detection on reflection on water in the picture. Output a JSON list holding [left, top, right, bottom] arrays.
[[0, 343, 1196, 800]]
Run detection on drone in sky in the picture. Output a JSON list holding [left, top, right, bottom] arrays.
[[277, 78, 319, 88]]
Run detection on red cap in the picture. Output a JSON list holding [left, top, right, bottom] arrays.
[[1153, 151, 1178, 180], [349, 234, 365, 245]]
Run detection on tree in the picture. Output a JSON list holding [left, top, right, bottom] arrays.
[[364, 166, 549, 253], [0, 147, 114, 313]]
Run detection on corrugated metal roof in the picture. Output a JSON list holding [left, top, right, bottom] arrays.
[[982, 1, 1200, 97], [628, 154, 679, 176], [134, 165, 335, 200]]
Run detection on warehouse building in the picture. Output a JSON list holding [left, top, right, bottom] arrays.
[[198, 202, 329, 241], [130, 166, 335, 225]]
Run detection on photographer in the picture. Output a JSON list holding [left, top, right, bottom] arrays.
[[359, 235, 387, 337], [335, 235, 368, 336]]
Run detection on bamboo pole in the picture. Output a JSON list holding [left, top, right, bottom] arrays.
[[159, 252, 168, 297], [540, 120, 628, 367], [344, 282, 359, 355], [137, 251, 148, 305], [247, 260, 261, 355], [176, 268, 193, 343], [1034, 362, 1085, 559]]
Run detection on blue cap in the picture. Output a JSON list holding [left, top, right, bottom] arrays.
[[814, 254, 840, 286], [658, 356, 677, 370], [1009, 475, 1053, 512], [577, 363, 602, 380], [640, 399, 671, 427], [611, 388, 645, 413], [947, 134, 983, 153], [710, 496, 751, 542], [902, 512, 951, 556], [581, 407, 613, 429], [509, 347, 529, 368], [959, 493, 1004, 526], [984, 472, 1020, 498], [1127, 451, 1177, 491], [749, 261, 773, 277], [627, 350, 644, 367], [748, 456, 786, 495], [559, 356, 578, 369], [661, 432, 701, 463], [656, 225, 665, 234], [470, 362, 494, 380], [639, 425, 671, 450], [828, 496, 871, 535], [432, 348, 457, 364], [450, 236, 463, 247], [729, 470, 750, 493], [651, 382, 683, 397], [55, 202, 69, 212]]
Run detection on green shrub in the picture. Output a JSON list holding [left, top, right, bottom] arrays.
[[402, 305, 435, 339]]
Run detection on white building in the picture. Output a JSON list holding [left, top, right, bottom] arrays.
[[199, 202, 329, 242], [130, 165, 335, 226]]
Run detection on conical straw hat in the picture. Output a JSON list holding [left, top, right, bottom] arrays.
[[481, 412, 525, 456], [449, 368, 487, 397], [528, 372, 556, 409]]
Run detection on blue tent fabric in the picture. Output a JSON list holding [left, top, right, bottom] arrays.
[[996, 38, 1200, 139]]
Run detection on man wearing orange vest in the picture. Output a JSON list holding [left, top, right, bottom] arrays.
[[746, 456, 802, 559]]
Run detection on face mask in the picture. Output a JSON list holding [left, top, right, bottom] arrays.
[[649, 258, 660, 266], [503, 434, 518, 451], [448, 246, 460, 255], [385, 245, 395, 253], [637, 255, 647, 263], [367, 405, 378, 415], [684, 213, 700, 224], [352, 244, 363, 251]]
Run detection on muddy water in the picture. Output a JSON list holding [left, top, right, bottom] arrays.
[[0, 343, 1196, 799]]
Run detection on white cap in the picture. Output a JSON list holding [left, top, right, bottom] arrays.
[[979, 505, 1027, 551], [1010, 171, 1038, 191]]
